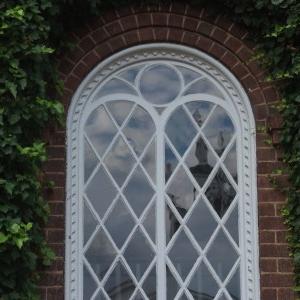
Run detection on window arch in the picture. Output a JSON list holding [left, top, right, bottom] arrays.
[[66, 44, 260, 300]]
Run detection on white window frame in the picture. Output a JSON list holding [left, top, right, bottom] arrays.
[[65, 43, 260, 300]]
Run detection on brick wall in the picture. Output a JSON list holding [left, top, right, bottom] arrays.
[[41, 3, 295, 299]]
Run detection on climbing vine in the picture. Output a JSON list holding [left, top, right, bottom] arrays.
[[0, 0, 299, 299]]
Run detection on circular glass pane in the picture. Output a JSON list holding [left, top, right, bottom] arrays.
[[140, 64, 181, 104]]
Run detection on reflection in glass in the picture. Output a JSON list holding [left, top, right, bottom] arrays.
[[119, 65, 143, 84], [106, 100, 133, 127], [207, 230, 238, 281], [143, 203, 156, 243], [217, 293, 229, 300], [84, 138, 99, 182], [165, 142, 178, 182], [184, 77, 223, 99], [165, 204, 181, 244], [83, 264, 97, 299], [96, 78, 137, 99], [84, 201, 97, 245], [176, 66, 200, 85], [224, 142, 238, 182], [85, 105, 117, 157], [227, 266, 240, 300], [225, 204, 239, 245], [104, 261, 135, 299], [141, 139, 156, 183], [167, 266, 180, 300], [85, 167, 118, 218], [105, 197, 135, 249], [142, 265, 156, 299], [203, 106, 234, 156], [133, 291, 145, 300], [124, 166, 154, 217], [140, 64, 181, 104], [188, 262, 218, 300], [85, 228, 117, 280], [186, 101, 214, 128], [168, 230, 198, 279], [104, 136, 135, 187], [185, 137, 216, 188], [205, 168, 236, 218], [179, 293, 189, 300], [167, 167, 198, 218], [123, 106, 155, 155], [124, 228, 154, 279], [187, 199, 217, 249], [166, 106, 197, 156]]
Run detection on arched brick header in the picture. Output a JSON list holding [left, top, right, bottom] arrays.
[[42, 3, 294, 300]]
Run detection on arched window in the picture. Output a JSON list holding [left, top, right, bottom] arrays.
[[66, 44, 260, 300]]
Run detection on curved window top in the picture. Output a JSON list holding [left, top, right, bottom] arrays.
[[66, 44, 259, 300], [93, 61, 225, 105]]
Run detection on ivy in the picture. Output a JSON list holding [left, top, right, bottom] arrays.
[[0, 0, 299, 298]]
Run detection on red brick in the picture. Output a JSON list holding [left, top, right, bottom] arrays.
[[258, 189, 286, 203], [120, 15, 138, 31], [49, 202, 65, 216], [64, 74, 80, 91], [278, 288, 296, 300], [40, 272, 64, 286], [263, 86, 280, 103], [108, 36, 126, 51], [48, 229, 65, 243], [237, 46, 253, 61], [210, 43, 226, 58], [47, 146, 65, 159], [152, 12, 168, 26], [224, 36, 243, 52], [78, 36, 95, 52], [44, 159, 65, 173], [183, 17, 199, 31], [168, 14, 184, 28], [91, 27, 109, 43], [257, 148, 276, 161], [221, 51, 239, 68], [47, 287, 64, 300], [139, 27, 155, 42], [276, 231, 289, 244], [257, 162, 286, 175], [197, 21, 214, 36], [260, 258, 277, 272], [168, 28, 184, 42], [259, 203, 275, 216], [153, 27, 169, 41], [82, 51, 100, 68], [195, 35, 213, 52], [229, 23, 247, 39], [182, 31, 199, 46], [259, 231, 276, 244], [47, 216, 65, 229], [45, 187, 65, 202], [261, 274, 293, 287], [211, 27, 228, 43], [260, 244, 290, 258], [123, 30, 140, 46], [261, 288, 277, 300], [278, 259, 294, 273], [259, 216, 286, 230], [73, 62, 88, 78], [137, 13, 152, 27]]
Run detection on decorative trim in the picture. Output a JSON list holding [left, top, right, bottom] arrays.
[[66, 43, 260, 300]]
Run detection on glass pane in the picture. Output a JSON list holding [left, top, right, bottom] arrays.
[[106, 100, 133, 127], [105, 197, 135, 249], [184, 77, 223, 98], [124, 166, 154, 217], [83, 264, 97, 299], [104, 136, 135, 187], [85, 167, 117, 218], [188, 261, 219, 300], [168, 230, 198, 279], [185, 101, 214, 128], [185, 136, 216, 188], [205, 168, 236, 218], [140, 64, 181, 104], [143, 203, 156, 243], [217, 293, 229, 300], [166, 106, 197, 156], [141, 139, 156, 183], [84, 138, 99, 182], [94, 290, 106, 300], [167, 166, 198, 218], [207, 230, 238, 281], [167, 266, 180, 300], [84, 200, 98, 245], [104, 261, 135, 299], [96, 78, 137, 99], [133, 291, 145, 300], [119, 65, 143, 84], [225, 204, 239, 245], [176, 66, 200, 85], [142, 265, 156, 300], [224, 142, 238, 182], [187, 199, 218, 249], [85, 228, 117, 280], [124, 228, 155, 280], [85, 105, 117, 157], [227, 266, 240, 300], [166, 203, 181, 244], [123, 106, 155, 156], [203, 106, 235, 156], [165, 141, 178, 183], [179, 293, 189, 300]]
